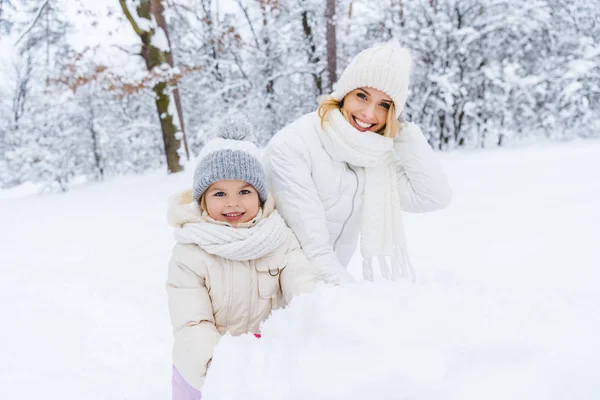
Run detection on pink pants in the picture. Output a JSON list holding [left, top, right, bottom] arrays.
[[172, 365, 202, 400]]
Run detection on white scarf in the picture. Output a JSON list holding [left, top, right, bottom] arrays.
[[319, 109, 415, 282], [173, 209, 289, 261]]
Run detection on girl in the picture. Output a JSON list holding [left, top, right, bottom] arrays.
[[263, 43, 452, 284], [166, 119, 319, 399]]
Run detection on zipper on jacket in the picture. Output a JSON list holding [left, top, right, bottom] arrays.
[[247, 260, 254, 333], [333, 164, 359, 251], [226, 259, 234, 330]]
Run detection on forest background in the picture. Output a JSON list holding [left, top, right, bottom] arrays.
[[1, 0, 598, 190]]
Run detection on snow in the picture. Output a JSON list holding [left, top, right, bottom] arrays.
[[565, 59, 598, 79], [1, 139, 600, 399], [563, 81, 583, 96], [151, 27, 170, 52]]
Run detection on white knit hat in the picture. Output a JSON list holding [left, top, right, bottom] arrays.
[[331, 44, 412, 118]]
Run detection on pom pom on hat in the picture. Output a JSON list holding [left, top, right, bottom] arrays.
[[192, 117, 267, 203], [331, 43, 412, 118], [214, 115, 255, 141]]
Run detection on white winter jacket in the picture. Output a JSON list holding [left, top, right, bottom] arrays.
[[166, 190, 319, 390], [263, 112, 452, 282]]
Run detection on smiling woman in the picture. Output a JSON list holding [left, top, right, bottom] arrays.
[[342, 88, 391, 132], [319, 87, 399, 137], [263, 43, 453, 285]]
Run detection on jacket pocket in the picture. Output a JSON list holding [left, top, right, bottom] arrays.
[[255, 257, 287, 299]]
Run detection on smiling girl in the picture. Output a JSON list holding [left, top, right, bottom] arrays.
[[166, 119, 319, 399], [264, 43, 452, 284]]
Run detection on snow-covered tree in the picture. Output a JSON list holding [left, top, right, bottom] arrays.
[[1, 0, 598, 189], [119, 0, 188, 173], [2, 0, 83, 191]]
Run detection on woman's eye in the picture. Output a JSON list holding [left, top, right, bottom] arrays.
[[214, 192, 225, 197], [357, 92, 367, 100], [380, 102, 391, 110], [240, 189, 251, 195]]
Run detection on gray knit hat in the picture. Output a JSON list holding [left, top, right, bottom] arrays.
[[192, 117, 267, 203], [331, 43, 412, 118]]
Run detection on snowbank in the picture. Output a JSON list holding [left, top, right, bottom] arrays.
[[1, 139, 599, 399], [204, 280, 599, 400]]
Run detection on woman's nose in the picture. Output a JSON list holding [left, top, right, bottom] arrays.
[[361, 103, 377, 120]]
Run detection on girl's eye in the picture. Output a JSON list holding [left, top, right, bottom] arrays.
[[240, 189, 251, 195], [214, 192, 226, 197], [357, 92, 367, 100], [380, 102, 391, 110]]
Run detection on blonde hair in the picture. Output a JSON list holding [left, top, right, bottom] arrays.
[[317, 93, 400, 138]]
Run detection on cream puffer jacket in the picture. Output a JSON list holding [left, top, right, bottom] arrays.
[[166, 190, 319, 391], [263, 112, 452, 283]]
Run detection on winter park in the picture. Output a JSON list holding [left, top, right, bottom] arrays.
[[1, 1, 600, 400]]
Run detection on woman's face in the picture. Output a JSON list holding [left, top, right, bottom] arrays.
[[204, 180, 260, 227], [341, 87, 392, 133]]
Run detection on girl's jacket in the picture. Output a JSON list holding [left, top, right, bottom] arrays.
[[166, 190, 319, 393]]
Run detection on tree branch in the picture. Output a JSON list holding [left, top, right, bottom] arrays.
[[111, 43, 140, 56], [119, 0, 144, 36], [236, 0, 261, 49], [15, 0, 49, 45]]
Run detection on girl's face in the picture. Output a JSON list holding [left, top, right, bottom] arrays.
[[204, 180, 260, 227], [341, 87, 392, 133]]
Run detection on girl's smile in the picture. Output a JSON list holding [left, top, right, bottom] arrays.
[[222, 211, 245, 222], [204, 180, 260, 227]]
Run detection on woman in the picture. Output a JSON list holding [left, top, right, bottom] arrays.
[[263, 43, 452, 284]]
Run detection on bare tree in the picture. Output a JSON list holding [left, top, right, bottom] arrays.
[[259, 0, 278, 103], [12, 55, 32, 130], [119, 0, 186, 173], [0, 0, 6, 30], [325, 0, 336, 92], [301, 9, 323, 95], [14, 0, 50, 45]]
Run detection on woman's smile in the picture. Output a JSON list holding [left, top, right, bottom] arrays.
[[352, 115, 376, 131], [341, 88, 391, 133]]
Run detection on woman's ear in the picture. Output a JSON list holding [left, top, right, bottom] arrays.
[[200, 195, 207, 212]]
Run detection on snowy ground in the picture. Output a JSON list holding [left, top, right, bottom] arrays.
[[1, 140, 599, 399]]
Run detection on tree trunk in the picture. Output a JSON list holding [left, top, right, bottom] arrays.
[[13, 55, 32, 130], [119, 0, 184, 173], [151, 0, 189, 160], [259, 0, 277, 108], [326, 0, 337, 92], [301, 10, 322, 95], [90, 120, 104, 181], [395, 0, 405, 26]]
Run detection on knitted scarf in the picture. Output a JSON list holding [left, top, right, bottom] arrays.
[[173, 209, 289, 261], [320, 109, 415, 281]]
